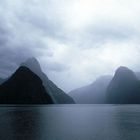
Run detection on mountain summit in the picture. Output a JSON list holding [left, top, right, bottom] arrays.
[[21, 57, 74, 104], [0, 66, 53, 104], [106, 66, 140, 103], [112, 66, 137, 82], [21, 57, 42, 76]]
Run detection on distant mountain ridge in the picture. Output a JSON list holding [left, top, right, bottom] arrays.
[[1, 58, 140, 104], [69, 75, 112, 103], [70, 66, 140, 104], [0, 66, 53, 104], [21, 58, 74, 104]]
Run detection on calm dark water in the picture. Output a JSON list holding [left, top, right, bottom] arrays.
[[0, 105, 140, 140]]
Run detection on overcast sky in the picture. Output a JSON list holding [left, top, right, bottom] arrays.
[[0, 0, 140, 92]]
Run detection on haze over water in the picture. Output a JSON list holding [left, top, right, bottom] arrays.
[[0, 105, 140, 140]]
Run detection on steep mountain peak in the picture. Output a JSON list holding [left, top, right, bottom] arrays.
[[21, 57, 42, 75], [9, 66, 42, 85], [0, 66, 53, 104], [20, 58, 74, 104], [106, 66, 140, 104], [116, 66, 132, 73], [114, 66, 136, 81]]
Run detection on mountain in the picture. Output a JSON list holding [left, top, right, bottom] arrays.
[[106, 66, 140, 104], [0, 78, 4, 85], [0, 66, 53, 104], [135, 72, 140, 80], [21, 58, 74, 104], [69, 75, 112, 104]]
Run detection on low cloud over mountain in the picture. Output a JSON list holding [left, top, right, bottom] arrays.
[[0, 0, 140, 91]]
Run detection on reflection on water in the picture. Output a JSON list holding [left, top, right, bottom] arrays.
[[0, 107, 43, 140], [113, 106, 140, 140], [0, 105, 140, 140]]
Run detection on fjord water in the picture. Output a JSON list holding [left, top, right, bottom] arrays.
[[0, 105, 140, 140]]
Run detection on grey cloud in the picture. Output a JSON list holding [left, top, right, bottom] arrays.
[[0, 0, 140, 92], [0, 20, 11, 46], [45, 62, 70, 72], [12, 1, 69, 43], [86, 22, 137, 44], [0, 1, 54, 78]]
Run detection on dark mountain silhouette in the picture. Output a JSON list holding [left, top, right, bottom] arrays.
[[0, 66, 53, 104], [0, 78, 4, 85], [106, 66, 140, 104], [69, 75, 112, 103], [21, 58, 74, 104]]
